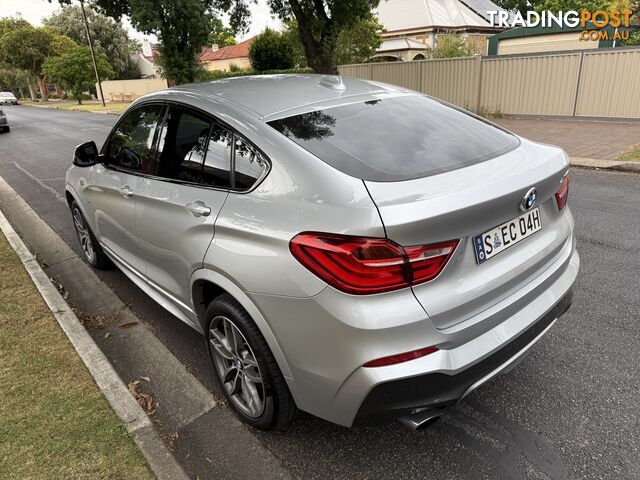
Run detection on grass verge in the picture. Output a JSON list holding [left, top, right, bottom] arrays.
[[0, 231, 153, 479], [20, 99, 129, 115], [618, 146, 640, 162]]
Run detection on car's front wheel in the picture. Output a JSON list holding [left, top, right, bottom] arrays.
[[206, 294, 297, 430], [70, 200, 110, 269]]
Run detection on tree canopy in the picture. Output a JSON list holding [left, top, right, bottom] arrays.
[[43, 46, 113, 103], [50, 0, 384, 77], [282, 16, 383, 67], [53, 0, 218, 85], [43, 5, 138, 80], [249, 28, 295, 71], [208, 17, 237, 47], [335, 16, 383, 65], [260, 0, 381, 73], [0, 22, 77, 100]]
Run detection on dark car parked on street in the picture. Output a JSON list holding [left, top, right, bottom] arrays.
[[0, 107, 10, 133]]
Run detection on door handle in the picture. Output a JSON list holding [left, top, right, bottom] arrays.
[[185, 200, 211, 217], [119, 186, 133, 199]]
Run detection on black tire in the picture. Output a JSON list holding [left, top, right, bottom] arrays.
[[206, 294, 297, 431], [70, 200, 111, 269]]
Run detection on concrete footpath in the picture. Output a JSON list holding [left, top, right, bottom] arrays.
[[0, 176, 291, 480], [495, 117, 640, 173]]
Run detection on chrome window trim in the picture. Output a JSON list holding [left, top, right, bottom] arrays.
[[101, 99, 271, 194]]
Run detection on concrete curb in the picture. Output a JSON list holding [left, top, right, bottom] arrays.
[[0, 208, 189, 480], [570, 157, 640, 173]]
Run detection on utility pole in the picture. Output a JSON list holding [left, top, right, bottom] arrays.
[[80, 0, 105, 106]]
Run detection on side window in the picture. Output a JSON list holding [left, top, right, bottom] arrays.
[[156, 109, 211, 184], [233, 137, 268, 191], [202, 123, 232, 188], [108, 105, 163, 173]]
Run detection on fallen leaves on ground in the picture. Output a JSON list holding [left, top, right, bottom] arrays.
[[76, 312, 105, 329], [127, 379, 156, 415], [118, 321, 139, 329]]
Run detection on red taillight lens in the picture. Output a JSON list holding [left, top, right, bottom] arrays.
[[404, 241, 458, 285], [290, 233, 458, 295], [363, 346, 439, 368], [555, 175, 570, 210]]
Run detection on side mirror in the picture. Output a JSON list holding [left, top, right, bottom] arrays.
[[73, 141, 99, 167]]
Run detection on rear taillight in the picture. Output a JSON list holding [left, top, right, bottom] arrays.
[[290, 233, 458, 295], [555, 175, 570, 210]]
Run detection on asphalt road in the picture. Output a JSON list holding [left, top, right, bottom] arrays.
[[1, 105, 638, 480]]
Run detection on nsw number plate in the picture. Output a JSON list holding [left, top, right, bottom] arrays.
[[473, 208, 542, 264]]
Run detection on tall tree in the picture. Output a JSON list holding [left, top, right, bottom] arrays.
[[44, 5, 137, 80], [275, 1, 380, 73], [0, 17, 30, 39], [0, 24, 77, 101], [283, 16, 383, 67], [54, 0, 217, 85], [0, 17, 34, 98], [43, 46, 113, 103]]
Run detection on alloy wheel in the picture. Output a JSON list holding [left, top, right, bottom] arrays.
[[72, 207, 95, 263], [209, 315, 266, 418]]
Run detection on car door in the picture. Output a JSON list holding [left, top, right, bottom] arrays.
[[134, 105, 231, 319], [85, 104, 164, 276]]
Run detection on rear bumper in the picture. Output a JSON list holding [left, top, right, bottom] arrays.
[[352, 287, 573, 425], [250, 242, 579, 427]]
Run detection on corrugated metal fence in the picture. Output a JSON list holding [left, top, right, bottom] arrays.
[[339, 48, 640, 119]]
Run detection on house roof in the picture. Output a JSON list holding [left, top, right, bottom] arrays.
[[199, 38, 253, 62], [377, 38, 430, 53], [375, 0, 511, 33]]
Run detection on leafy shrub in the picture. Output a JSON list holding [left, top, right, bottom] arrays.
[[433, 32, 476, 59], [248, 28, 295, 71]]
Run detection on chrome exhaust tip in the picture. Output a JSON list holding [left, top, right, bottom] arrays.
[[398, 409, 442, 431]]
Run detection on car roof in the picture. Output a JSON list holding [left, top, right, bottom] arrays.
[[161, 74, 406, 119]]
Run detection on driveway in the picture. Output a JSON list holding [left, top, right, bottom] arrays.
[[1, 105, 639, 479]]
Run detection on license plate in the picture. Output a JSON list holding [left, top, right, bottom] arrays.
[[473, 208, 542, 264]]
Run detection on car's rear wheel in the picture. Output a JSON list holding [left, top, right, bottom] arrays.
[[206, 294, 296, 430], [70, 200, 110, 269]]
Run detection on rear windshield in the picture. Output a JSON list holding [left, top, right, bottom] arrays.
[[267, 94, 520, 182]]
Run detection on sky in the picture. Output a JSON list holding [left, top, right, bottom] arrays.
[[0, 0, 281, 42]]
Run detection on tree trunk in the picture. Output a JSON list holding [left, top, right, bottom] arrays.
[[27, 83, 36, 102], [36, 76, 48, 102], [290, 4, 339, 75]]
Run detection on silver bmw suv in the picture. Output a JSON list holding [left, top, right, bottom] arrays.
[[66, 75, 578, 431]]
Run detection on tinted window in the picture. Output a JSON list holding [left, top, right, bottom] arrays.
[[155, 109, 211, 183], [108, 105, 163, 172], [202, 123, 232, 188], [233, 137, 268, 190], [267, 94, 520, 182]]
